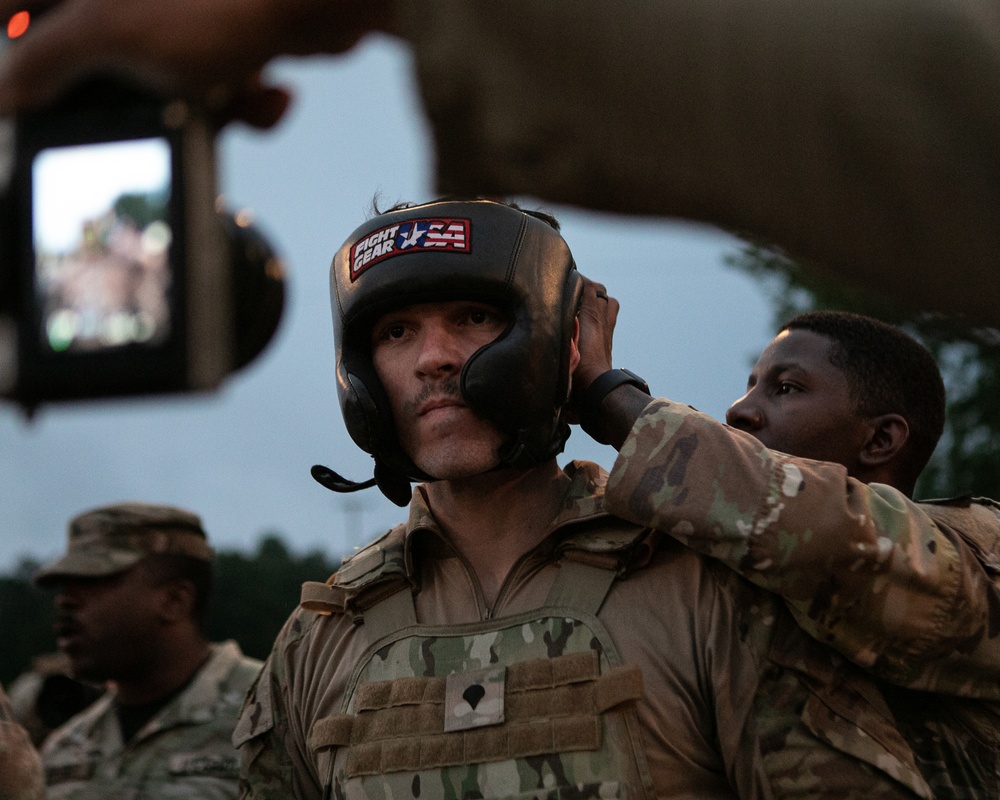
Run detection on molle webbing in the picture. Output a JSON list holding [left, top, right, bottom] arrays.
[[309, 650, 643, 777]]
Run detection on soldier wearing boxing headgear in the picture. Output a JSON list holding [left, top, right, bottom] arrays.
[[237, 199, 938, 800], [35, 502, 261, 800], [313, 198, 583, 505]]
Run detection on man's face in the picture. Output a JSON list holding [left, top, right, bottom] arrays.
[[52, 562, 163, 684], [371, 300, 509, 480], [725, 328, 871, 469]]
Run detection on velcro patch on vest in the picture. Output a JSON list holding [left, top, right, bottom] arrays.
[[350, 218, 471, 280], [309, 651, 643, 777], [444, 666, 506, 732], [300, 581, 347, 615]]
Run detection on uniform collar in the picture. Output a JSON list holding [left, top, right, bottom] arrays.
[[399, 460, 615, 568], [45, 641, 246, 749], [127, 640, 244, 739]]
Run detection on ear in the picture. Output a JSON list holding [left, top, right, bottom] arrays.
[[859, 414, 910, 468], [155, 578, 197, 625], [567, 317, 581, 377]]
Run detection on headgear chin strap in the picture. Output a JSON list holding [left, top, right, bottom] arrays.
[[313, 200, 583, 505]]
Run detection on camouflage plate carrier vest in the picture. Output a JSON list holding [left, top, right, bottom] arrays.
[[299, 523, 659, 800]]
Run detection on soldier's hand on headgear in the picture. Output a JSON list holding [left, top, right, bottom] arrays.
[[0, 0, 393, 125], [566, 277, 619, 423]]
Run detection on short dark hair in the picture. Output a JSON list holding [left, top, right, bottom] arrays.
[[141, 554, 213, 633], [780, 311, 945, 486], [376, 196, 561, 230]]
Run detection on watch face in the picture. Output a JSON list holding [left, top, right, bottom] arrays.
[[620, 368, 650, 394]]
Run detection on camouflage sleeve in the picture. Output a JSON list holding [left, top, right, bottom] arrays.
[[605, 398, 1000, 698], [0, 686, 44, 800], [234, 617, 324, 800]]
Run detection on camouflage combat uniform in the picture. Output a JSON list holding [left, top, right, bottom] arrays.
[[236, 462, 935, 800], [604, 398, 1000, 694], [0, 684, 44, 800], [605, 397, 1000, 797], [42, 640, 261, 800]]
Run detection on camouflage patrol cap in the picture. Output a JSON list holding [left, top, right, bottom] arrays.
[[34, 502, 213, 586]]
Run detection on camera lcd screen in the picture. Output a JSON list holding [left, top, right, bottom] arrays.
[[31, 137, 173, 354]]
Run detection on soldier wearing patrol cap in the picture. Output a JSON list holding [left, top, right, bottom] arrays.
[[34, 502, 261, 800], [236, 199, 941, 800]]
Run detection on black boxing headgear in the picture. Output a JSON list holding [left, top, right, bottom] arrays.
[[319, 199, 583, 505]]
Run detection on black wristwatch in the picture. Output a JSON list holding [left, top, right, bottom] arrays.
[[579, 368, 651, 445]]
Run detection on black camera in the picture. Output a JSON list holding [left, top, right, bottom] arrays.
[[0, 54, 285, 409]]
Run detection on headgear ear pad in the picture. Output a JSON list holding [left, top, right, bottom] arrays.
[[331, 200, 583, 484]]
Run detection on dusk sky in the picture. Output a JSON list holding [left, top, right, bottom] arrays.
[[0, 39, 775, 570]]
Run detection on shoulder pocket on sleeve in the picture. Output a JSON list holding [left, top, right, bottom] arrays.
[[233, 659, 276, 749]]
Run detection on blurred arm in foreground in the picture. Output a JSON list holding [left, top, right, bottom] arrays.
[[0, 684, 44, 800], [1, 0, 998, 326]]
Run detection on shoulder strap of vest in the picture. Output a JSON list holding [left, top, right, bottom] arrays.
[[319, 518, 660, 637], [299, 524, 414, 618], [546, 522, 661, 616], [360, 586, 418, 643], [545, 561, 618, 616], [554, 521, 661, 569]]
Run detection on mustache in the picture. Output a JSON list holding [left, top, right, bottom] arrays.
[[404, 376, 463, 415]]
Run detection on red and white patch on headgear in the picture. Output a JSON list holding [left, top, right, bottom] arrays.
[[350, 218, 471, 280]]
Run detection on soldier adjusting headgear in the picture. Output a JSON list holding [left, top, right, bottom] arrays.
[[313, 199, 583, 505]]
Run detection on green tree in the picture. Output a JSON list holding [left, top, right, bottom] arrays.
[[113, 191, 169, 229], [727, 244, 1000, 500], [207, 533, 339, 661], [0, 559, 57, 686]]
